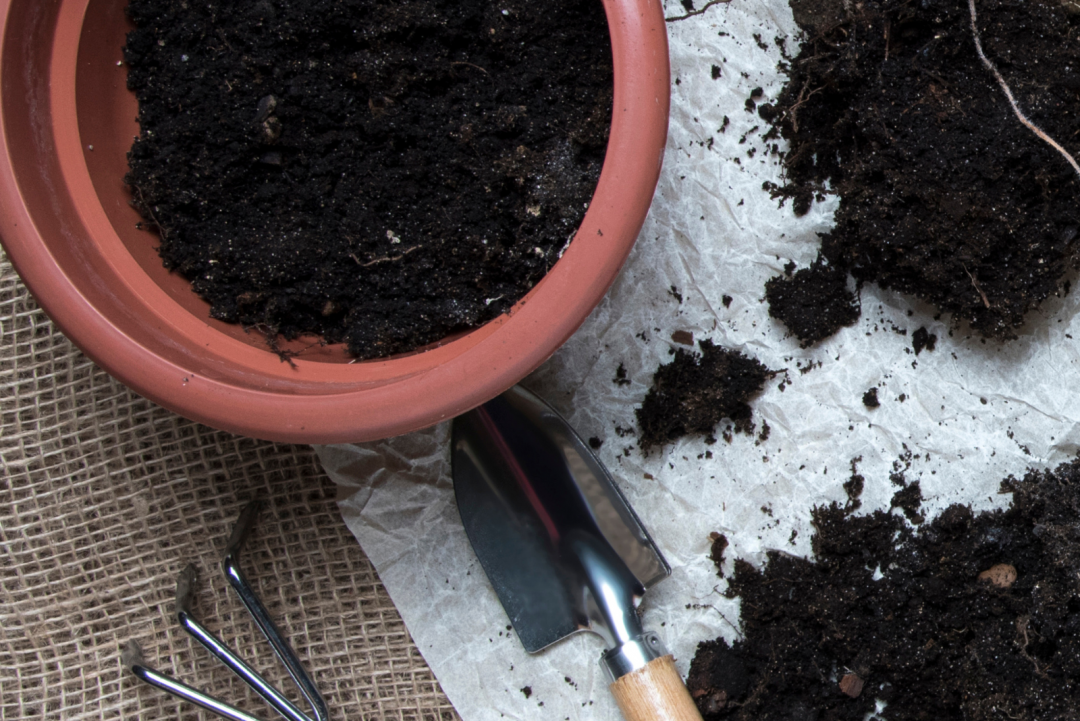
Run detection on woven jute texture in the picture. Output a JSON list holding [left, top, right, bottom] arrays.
[[0, 250, 457, 721]]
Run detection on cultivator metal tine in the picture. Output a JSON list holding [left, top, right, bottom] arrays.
[[222, 500, 329, 721], [122, 640, 268, 721], [124, 501, 327, 721], [176, 564, 314, 721]]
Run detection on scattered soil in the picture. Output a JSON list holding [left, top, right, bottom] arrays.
[[841, 461, 864, 512], [890, 477, 924, 525], [688, 456, 1080, 720], [765, 258, 860, 346], [911, 327, 937, 356], [635, 339, 774, 450], [124, 0, 611, 358], [760, 0, 1080, 342]]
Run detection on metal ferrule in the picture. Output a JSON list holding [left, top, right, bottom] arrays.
[[600, 632, 667, 682]]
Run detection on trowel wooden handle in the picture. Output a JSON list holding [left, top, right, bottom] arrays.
[[609, 655, 704, 721]]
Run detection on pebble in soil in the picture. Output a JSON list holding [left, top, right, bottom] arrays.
[[759, 0, 1080, 343], [123, 0, 611, 358], [688, 457, 1080, 720]]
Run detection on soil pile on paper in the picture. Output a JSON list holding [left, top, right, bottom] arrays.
[[765, 259, 860, 346], [124, 0, 610, 358], [688, 458, 1080, 720], [761, 0, 1080, 341], [636, 340, 773, 449]]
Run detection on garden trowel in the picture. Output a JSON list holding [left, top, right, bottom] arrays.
[[451, 385, 704, 721]]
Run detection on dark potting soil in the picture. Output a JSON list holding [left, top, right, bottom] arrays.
[[764, 258, 860, 346], [688, 458, 1080, 720], [760, 0, 1080, 343], [635, 339, 774, 450], [123, 0, 611, 358]]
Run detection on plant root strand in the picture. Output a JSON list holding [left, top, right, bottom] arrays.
[[968, 0, 1080, 181]]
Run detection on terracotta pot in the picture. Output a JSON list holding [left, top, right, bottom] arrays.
[[0, 0, 669, 443]]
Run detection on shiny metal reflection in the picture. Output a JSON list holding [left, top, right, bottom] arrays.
[[452, 385, 670, 675]]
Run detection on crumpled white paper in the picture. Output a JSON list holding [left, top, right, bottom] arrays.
[[315, 0, 1080, 718]]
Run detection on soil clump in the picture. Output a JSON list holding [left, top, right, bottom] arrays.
[[636, 339, 773, 450], [765, 258, 860, 346], [760, 0, 1080, 342], [124, 0, 611, 358], [688, 457, 1080, 720]]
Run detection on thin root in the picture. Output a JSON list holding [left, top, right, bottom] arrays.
[[1015, 615, 1050, 679], [963, 263, 991, 308], [969, 0, 1080, 180], [131, 184, 170, 241], [450, 61, 489, 76], [350, 245, 420, 267], [786, 85, 825, 134]]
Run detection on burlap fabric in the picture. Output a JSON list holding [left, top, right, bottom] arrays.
[[0, 250, 457, 720]]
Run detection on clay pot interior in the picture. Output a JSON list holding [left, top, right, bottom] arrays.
[[0, 0, 669, 442], [77, 0, 488, 364]]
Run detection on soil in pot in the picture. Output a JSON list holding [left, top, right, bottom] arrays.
[[123, 0, 612, 359], [759, 0, 1080, 343], [687, 457, 1080, 720]]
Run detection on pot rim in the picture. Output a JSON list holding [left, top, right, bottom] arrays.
[[0, 0, 670, 443]]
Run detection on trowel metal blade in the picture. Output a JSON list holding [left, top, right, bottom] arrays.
[[451, 385, 670, 653]]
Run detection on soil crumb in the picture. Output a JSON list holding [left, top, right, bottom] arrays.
[[912, 327, 937, 356], [760, 0, 1080, 341], [124, 0, 611, 358], [689, 456, 1080, 720], [862, 387, 880, 408], [635, 339, 773, 450], [842, 459, 863, 511], [890, 478, 925, 525], [764, 257, 859, 346], [709, 532, 729, 571]]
